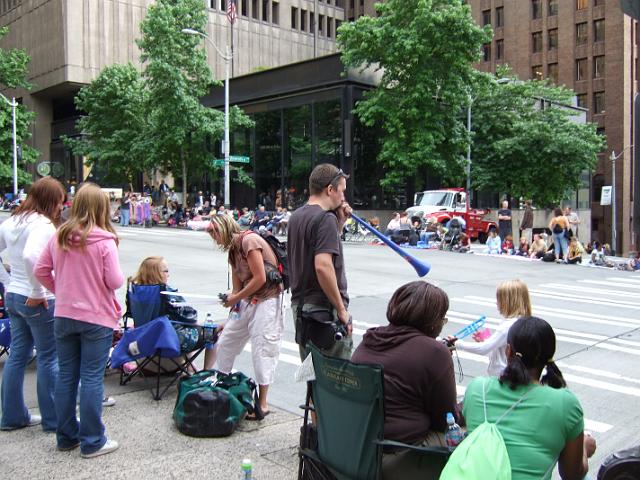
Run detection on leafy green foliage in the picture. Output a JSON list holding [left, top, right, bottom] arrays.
[[338, 0, 491, 186], [471, 71, 606, 206], [64, 64, 148, 186], [0, 26, 37, 188]]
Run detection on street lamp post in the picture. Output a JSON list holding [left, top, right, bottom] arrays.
[[0, 93, 19, 196], [610, 145, 633, 256], [466, 100, 472, 205], [182, 28, 233, 208]]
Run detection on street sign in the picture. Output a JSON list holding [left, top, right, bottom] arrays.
[[601, 186, 612, 206], [212, 159, 225, 167], [230, 155, 250, 163]]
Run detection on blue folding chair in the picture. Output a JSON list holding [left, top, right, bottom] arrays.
[[0, 317, 10, 360], [112, 283, 215, 400]]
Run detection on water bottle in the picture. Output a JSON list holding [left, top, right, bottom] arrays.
[[229, 303, 241, 322], [444, 412, 464, 450], [241, 458, 252, 479], [204, 311, 214, 344]]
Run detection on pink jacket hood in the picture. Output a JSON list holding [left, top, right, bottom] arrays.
[[34, 227, 124, 329]]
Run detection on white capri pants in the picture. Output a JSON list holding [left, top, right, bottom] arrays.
[[215, 295, 285, 386]]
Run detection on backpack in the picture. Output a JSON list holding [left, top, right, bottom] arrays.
[[245, 230, 290, 291], [173, 369, 262, 437], [440, 379, 535, 480]]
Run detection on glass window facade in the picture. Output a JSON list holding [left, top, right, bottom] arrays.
[[496, 7, 504, 27], [576, 23, 588, 45], [496, 39, 504, 60], [594, 19, 605, 42], [482, 10, 491, 26], [594, 56, 605, 78], [548, 0, 558, 16], [576, 58, 587, 80], [532, 32, 543, 53], [548, 29, 558, 50], [532, 0, 542, 19]]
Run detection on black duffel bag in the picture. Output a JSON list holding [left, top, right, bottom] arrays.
[[597, 445, 640, 479]]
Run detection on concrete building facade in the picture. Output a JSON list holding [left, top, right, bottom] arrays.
[[466, 0, 637, 253], [0, 0, 345, 182]]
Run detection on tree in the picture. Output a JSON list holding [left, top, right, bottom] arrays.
[[0, 26, 38, 189], [338, 0, 491, 186], [137, 0, 252, 203], [470, 71, 606, 206], [64, 64, 149, 187]]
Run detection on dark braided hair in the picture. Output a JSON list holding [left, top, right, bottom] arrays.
[[499, 316, 567, 390]]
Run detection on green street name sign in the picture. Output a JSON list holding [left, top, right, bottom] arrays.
[[212, 156, 250, 168]]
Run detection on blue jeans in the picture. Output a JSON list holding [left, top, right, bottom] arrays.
[[120, 208, 130, 226], [54, 317, 112, 454], [552, 232, 568, 259], [1, 293, 57, 431]]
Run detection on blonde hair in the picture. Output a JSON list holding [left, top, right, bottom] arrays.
[[131, 256, 166, 285], [208, 214, 241, 251], [496, 279, 532, 319], [57, 183, 118, 251]]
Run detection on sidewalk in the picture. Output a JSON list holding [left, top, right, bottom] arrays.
[[0, 364, 300, 479]]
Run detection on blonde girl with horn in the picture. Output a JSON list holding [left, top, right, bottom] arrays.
[[447, 279, 532, 377]]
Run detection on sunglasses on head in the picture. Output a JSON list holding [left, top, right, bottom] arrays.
[[326, 169, 345, 188]]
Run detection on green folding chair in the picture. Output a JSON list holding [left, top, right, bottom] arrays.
[[298, 345, 450, 480]]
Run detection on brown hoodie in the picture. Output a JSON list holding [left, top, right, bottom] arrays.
[[352, 324, 458, 444]]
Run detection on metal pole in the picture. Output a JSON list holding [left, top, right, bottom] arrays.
[[11, 98, 18, 196], [466, 104, 472, 205], [611, 150, 617, 256], [224, 46, 230, 208]]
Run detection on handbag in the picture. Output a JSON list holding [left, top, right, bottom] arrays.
[[173, 369, 262, 437], [565, 228, 573, 240], [295, 211, 343, 351]]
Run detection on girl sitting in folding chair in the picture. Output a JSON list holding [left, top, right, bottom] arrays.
[[129, 256, 218, 371]]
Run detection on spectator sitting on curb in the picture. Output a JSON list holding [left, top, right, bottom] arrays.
[[567, 237, 585, 264], [515, 236, 529, 257], [453, 232, 470, 253], [529, 233, 547, 260], [484, 230, 501, 254], [502, 235, 515, 255]]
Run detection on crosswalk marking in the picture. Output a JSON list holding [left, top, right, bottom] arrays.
[[528, 289, 640, 310], [579, 279, 640, 290], [606, 277, 640, 284], [540, 283, 638, 299], [446, 314, 640, 355], [453, 297, 640, 328]]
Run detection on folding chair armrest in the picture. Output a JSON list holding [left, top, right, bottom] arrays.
[[299, 404, 316, 413], [375, 439, 451, 456]]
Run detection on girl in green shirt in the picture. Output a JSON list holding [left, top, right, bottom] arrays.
[[462, 317, 596, 479]]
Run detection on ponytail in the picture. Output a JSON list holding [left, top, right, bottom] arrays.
[[541, 361, 566, 389], [499, 353, 531, 390]]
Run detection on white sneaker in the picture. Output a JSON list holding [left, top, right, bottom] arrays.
[[28, 414, 42, 427], [102, 396, 116, 407], [81, 439, 119, 458]]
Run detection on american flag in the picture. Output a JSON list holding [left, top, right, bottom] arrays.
[[227, 0, 237, 24]]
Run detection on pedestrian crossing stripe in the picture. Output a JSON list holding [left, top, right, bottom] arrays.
[[453, 296, 640, 328], [541, 283, 640, 299], [445, 313, 640, 355], [579, 279, 640, 290], [528, 289, 640, 309]]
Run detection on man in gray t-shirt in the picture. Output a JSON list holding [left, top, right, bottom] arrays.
[[288, 163, 353, 360]]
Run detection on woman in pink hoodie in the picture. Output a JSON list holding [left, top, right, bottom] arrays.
[[35, 183, 124, 458]]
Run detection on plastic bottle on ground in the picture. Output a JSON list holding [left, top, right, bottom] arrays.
[[204, 311, 214, 345], [241, 458, 252, 479]]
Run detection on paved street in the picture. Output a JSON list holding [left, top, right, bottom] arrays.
[[2, 219, 639, 477], [113, 224, 639, 469]]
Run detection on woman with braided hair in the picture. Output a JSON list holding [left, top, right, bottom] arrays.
[[462, 316, 596, 479]]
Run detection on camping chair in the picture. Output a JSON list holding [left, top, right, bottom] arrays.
[[298, 346, 450, 480], [111, 283, 212, 400]]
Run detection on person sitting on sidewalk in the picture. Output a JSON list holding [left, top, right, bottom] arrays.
[[484, 230, 501, 254], [529, 233, 547, 260], [452, 232, 470, 253], [352, 281, 458, 478], [567, 237, 585, 265], [384, 212, 401, 236], [462, 316, 596, 479], [515, 236, 530, 257], [502, 235, 515, 255]]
